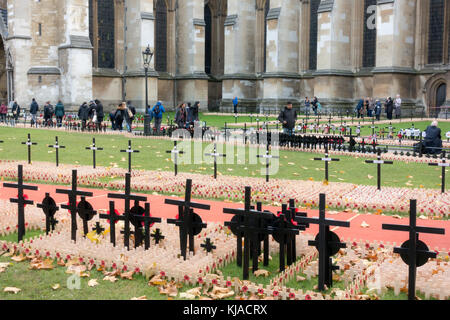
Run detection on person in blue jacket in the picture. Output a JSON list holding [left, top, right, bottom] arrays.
[[232, 97, 238, 114], [149, 101, 165, 134]]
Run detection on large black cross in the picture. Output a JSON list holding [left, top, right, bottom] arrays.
[[99, 201, 123, 247], [257, 143, 280, 183], [21, 133, 37, 164], [107, 173, 147, 249], [77, 196, 97, 236], [201, 238, 216, 254], [382, 199, 445, 300], [344, 128, 357, 152], [314, 144, 340, 181], [56, 170, 93, 242], [120, 140, 139, 173], [151, 228, 165, 245], [48, 136, 66, 167], [223, 186, 274, 279], [365, 150, 394, 190], [166, 179, 210, 260], [428, 151, 448, 194], [133, 202, 161, 250], [295, 194, 350, 291], [37, 193, 59, 235], [166, 140, 184, 176], [3, 165, 38, 241], [204, 141, 226, 179], [85, 138, 103, 169], [271, 204, 300, 272]]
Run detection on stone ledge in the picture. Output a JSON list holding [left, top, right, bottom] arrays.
[[262, 72, 303, 79], [27, 67, 61, 75], [313, 69, 354, 77], [318, 0, 334, 13], [6, 35, 31, 41], [124, 69, 159, 77], [220, 73, 259, 81], [58, 35, 93, 50], [224, 14, 238, 26], [175, 72, 209, 80], [141, 12, 155, 20], [266, 7, 281, 20], [371, 67, 417, 75], [193, 18, 206, 26], [92, 68, 122, 77], [377, 0, 395, 4]]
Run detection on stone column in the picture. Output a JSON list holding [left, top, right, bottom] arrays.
[[261, 0, 301, 112], [175, 0, 208, 110], [314, 0, 354, 111], [6, 0, 32, 105], [123, 0, 158, 112], [221, 0, 257, 112], [373, 0, 417, 106], [57, 0, 93, 108]]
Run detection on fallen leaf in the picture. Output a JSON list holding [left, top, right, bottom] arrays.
[[148, 274, 166, 286], [361, 221, 370, 228], [131, 296, 147, 300], [103, 276, 118, 283], [120, 271, 134, 280], [88, 279, 99, 287], [367, 175, 374, 180], [51, 284, 60, 290], [392, 215, 402, 219], [186, 287, 202, 297], [179, 292, 196, 300], [11, 254, 26, 262], [296, 276, 306, 282], [254, 269, 270, 277], [4, 287, 21, 294]]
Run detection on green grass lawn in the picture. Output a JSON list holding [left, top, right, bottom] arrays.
[[0, 127, 446, 190]]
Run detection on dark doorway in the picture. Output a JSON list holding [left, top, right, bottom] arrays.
[[155, 0, 167, 72], [436, 83, 447, 112], [204, 4, 212, 75]]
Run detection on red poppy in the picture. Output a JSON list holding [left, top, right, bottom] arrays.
[[305, 294, 312, 300]]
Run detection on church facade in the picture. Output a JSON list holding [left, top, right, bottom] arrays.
[[0, 0, 449, 115]]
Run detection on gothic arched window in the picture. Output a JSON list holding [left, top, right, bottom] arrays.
[[97, 0, 115, 69], [362, 0, 377, 68], [428, 0, 445, 64], [204, 4, 212, 75], [155, 0, 167, 72], [309, 0, 320, 71]]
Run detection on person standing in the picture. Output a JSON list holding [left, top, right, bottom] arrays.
[[29, 98, 39, 127], [175, 103, 187, 129], [278, 102, 297, 136], [374, 99, 382, 121], [312, 97, 319, 115], [304, 97, 311, 115], [186, 102, 193, 127], [78, 102, 90, 131], [385, 97, 394, 120], [94, 99, 104, 131], [43, 101, 54, 127], [232, 96, 238, 114], [192, 101, 200, 122], [0, 102, 6, 123], [368, 98, 375, 118], [11, 100, 20, 125], [126, 100, 136, 132], [55, 100, 65, 127], [355, 99, 364, 118], [150, 101, 165, 134], [394, 94, 402, 119]]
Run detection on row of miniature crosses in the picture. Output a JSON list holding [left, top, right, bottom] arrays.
[[3, 164, 445, 301], [10, 133, 449, 193]]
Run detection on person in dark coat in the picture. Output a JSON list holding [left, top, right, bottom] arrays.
[[192, 101, 200, 122], [29, 98, 39, 126], [54, 100, 65, 127], [232, 97, 238, 114], [355, 99, 364, 118], [424, 121, 442, 155], [385, 97, 394, 120], [278, 102, 297, 136], [43, 101, 54, 127], [126, 101, 136, 132], [12, 101, 20, 123], [78, 102, 90, 131], [94, 99, 104, 131], [186, 102, 194, 127], [374, 100, 382, 121], [175, 103, 187, 129]]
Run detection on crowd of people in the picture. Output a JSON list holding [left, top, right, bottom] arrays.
[[355, 95, 402, 120]]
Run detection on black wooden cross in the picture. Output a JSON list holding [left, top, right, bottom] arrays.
[[370, 139, 378, 154], [3, 165, 38, 241], [85, 138, 103, 169], [166, 140, 184, 176], [271, 204, 300, 272], [37, 193, 59, 235], [166, 179, 209, 260], [133, 202, 161, 250], [120, 140, 139, 173], [93, 222, 105, 235], [151, 228, 165, 244], [256, 202, 274, 267], [386, 123, 396, 139], [204, 141, 226, 179], [344, 128, 358, 153], [428, 151, 448, 194], [257, 143, 280, 182], [56, 170, 93, 242], [288, 198, 309, 262], [365, 150, 394, 190], [99, 201, 123, 247], [201, 238, 216, 254], [107, 173, 147, 249], [21, 133, 37, 164], [77, 197, 97, 236], [314, 144, 340, 181], [382, 199, 445, 300], [295, 194, 350, 291], [48, 136, 66, 167], [223, 186, 274, 279], [370, 118, 378, 137]]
